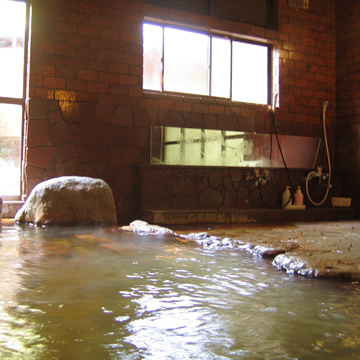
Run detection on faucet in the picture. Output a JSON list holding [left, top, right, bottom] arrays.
[[196, 172, 207, 182], [246, 169, 269, 187], [307, 167, 331, 186], [179, 170, 189, 182]]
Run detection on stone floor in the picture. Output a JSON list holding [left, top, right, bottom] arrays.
[[171, 220, 360, 280]]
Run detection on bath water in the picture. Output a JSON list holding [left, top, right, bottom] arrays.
[[0, 221, 359, 359]]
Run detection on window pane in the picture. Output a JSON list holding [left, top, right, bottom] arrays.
[[232, 42, 268, 104], [143, 23, 163, 91], [164, 28, 209, 96], [0, 104, 22, 196], [0, 1, 26, 99], [211, 37, 231, 98]]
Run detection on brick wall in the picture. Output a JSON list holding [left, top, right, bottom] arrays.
[[335, 0, 360, 210], [25, 0, 336, 223]]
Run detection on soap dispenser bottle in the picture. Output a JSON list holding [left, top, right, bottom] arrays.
[[294, 186, 304, 206], [282, 186, 292, 207]]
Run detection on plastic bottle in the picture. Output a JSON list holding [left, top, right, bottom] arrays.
[[294, 186, 304, 206], [282, 186, 292, 207]]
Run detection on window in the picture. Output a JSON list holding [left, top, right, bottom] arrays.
[[143, 22, 272, 105], [0, 0, 27, 198]]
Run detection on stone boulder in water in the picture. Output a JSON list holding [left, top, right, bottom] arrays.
[[120, 220, 235, 249], [15, 176, 117, 226], [121, 220, 175, 235]]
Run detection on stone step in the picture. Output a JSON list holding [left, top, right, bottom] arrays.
[[139, 207, 357, 226]]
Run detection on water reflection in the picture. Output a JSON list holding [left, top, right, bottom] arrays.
[[0, 224, 360, 359]]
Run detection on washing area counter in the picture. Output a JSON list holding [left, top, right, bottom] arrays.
[[138, 166, 356, 225], [142, 112, 355, 225], [139, 208, 355, 226]]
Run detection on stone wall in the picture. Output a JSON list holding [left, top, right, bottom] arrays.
[[139, 166, 317, 211], [24, 0, 337, 223]]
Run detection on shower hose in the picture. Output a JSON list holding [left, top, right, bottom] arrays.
[[305, 101, 332, 206], [259, 94, 293, 209]]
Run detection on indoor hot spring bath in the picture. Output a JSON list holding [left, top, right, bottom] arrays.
[[1, 220, 360, 360]]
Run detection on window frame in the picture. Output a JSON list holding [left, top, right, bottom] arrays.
[[0, 0, 29, 200], [143, 20, 274, 106]]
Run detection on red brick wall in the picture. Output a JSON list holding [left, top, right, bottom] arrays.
[[24, 0, 336, 223], [335, 0, 360, 209]]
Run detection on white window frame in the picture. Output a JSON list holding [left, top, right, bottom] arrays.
[[143, 21, 275, 106], [0, 0, 29, 200]]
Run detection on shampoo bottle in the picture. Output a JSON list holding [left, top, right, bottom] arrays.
[[282, 186, 292, 207], [294, 186, 304, 206]]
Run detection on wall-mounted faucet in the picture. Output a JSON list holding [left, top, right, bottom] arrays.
[[196, 172, 207, 182], [179, 170, 189, 182], [305, 101, 332, 206], [306, 166, 331, 186], [246, 169, 269, 187]]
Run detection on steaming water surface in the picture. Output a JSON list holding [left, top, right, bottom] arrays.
[[0, 222, 360, 359]]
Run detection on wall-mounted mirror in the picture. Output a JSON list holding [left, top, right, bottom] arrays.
[[151, 126, 320, 169]]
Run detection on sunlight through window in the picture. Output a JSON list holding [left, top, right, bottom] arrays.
[[0, 1, 26, 98], [0, 0, 26, 197], [164, 27, 209, 96], [211, 37, 231, 99], [232, 42, 268, 104], [143, 23, 162, 92], [143, 22, 271, 105]]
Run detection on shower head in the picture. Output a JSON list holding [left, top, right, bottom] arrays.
[[272, 93, 279, 114], [322, 100, 329, 121]]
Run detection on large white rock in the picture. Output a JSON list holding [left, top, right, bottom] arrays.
[[121, 220, 175, 235], [15, 176, 117, 225]]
